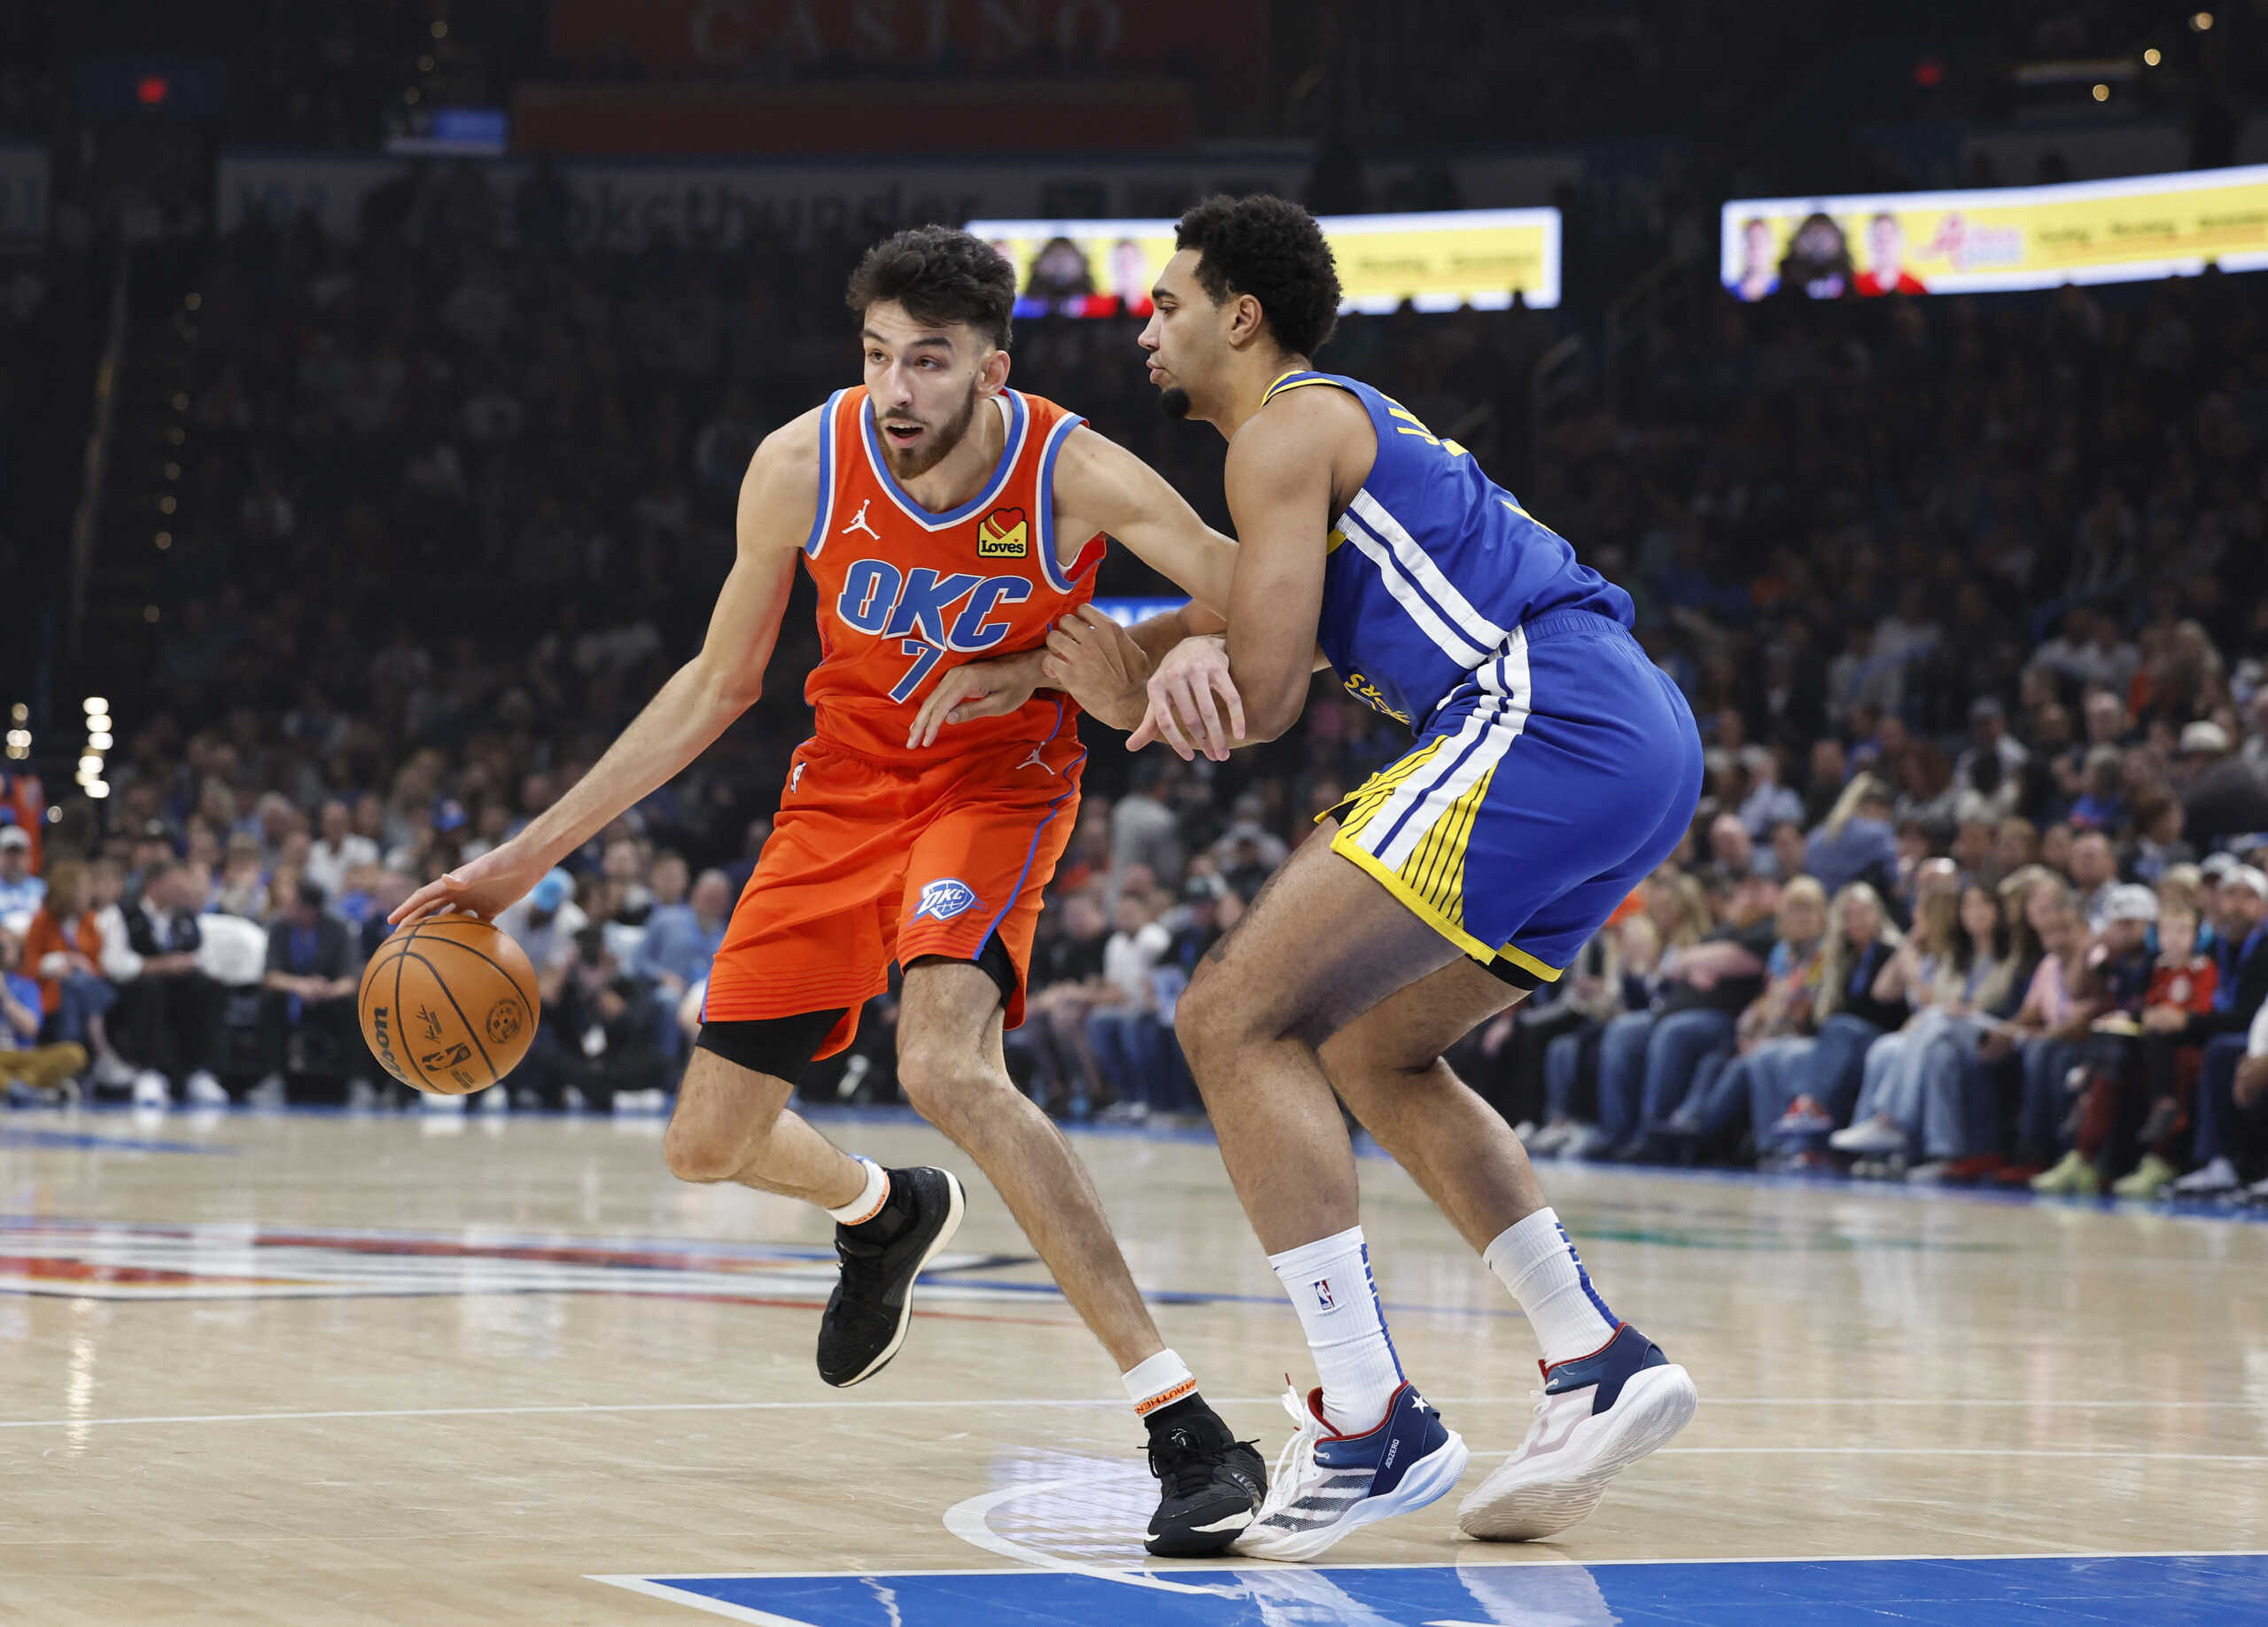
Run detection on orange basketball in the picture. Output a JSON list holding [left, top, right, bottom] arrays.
[[357, 916, 540, 1094]]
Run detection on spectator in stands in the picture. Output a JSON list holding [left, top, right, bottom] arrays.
[[1804, 775, 1899, 897], [2068, 830, 2118, 925], [2031, 885, 2162, 1195], [1525, 901, 1654, 1156], [260, 879, 361, 1102], [2179, 721, 2268, 854], [1700, 814, 1757, 893], [1996, 902, 2106, 1180], [214, 832, 271, 919], [1737, 746, 1804, 841], [1658, 876, 1829, 1161], [2170, 865, 2268, 1196], [1583, 874, 1780, 1160], [305, 798, 378, 899], [498, 868, 589, 998], [1088, 888, 1173, 1119], [1109, 760, 1182, 899], [0, 823, 43, 918], [2103, 899, 2222, 1199], [107, 859, 226, 1106], [20, 858, 126, 1078], [1019, 891, 1113, 1117], [1706, 881, 1904, 1164], [0, 925, 84, 1104], [636, 863, 729, 1055], [518, 926, 669, 1111], [2125, 797, 2194, 884]]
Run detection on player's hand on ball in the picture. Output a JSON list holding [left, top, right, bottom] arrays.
[[390, 840, 549, 928], [906, 650, 1042, 750], [1129, 634, 1244, 763], [1041, 605, 1151, 730]]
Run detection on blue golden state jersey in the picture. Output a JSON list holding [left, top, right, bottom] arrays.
[[1263, 370, 1634, 730]]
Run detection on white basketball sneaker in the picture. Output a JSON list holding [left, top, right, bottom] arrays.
[[1457, 1323, 1697, 1540], [1231, 1381, 1469, 1562]]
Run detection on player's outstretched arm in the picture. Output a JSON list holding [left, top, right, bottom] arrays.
[[1050, 424, 1238, 614], [1180, 397, 1338, 745], [391, 414, 817, 926]]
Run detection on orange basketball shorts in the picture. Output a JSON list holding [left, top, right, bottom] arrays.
[[702, 728, 1085, 1059]]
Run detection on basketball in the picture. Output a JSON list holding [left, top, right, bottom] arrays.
[[356, 916, 540, 1094]]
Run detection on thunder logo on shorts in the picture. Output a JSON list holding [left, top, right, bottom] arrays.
[[912, 878, 979, 921]]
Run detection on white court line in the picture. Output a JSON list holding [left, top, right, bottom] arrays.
[[1655, 1448, 2268, 1462], [586, 1575, 821, 1627], [942, 1471, 1241, 1598], [0, 1397, 1256, 1431], [4, 1394, 2262, 1431], [623, 1548, 2268, 1579]]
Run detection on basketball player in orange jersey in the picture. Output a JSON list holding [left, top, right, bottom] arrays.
[[392, 228, 1266, 1555]]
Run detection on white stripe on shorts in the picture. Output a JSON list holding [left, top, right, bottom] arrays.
[[1354, 627, 1534, 873]]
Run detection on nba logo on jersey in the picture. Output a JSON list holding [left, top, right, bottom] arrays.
[[1313, 1278, 1336, 1311], [976, 506, 1029, 558], [912, 878, 979, 922]]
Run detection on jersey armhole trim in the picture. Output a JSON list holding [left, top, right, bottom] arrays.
[[1034, 411, 1088, 594], [804, 389, 848, 557]]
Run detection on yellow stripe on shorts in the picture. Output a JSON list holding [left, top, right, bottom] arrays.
[[1333, 738, 1446, 840], [1399, 762, 1495, 928]]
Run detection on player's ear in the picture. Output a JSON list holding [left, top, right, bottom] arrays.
[[979, 344, 1012, 395], [1227, 292, 1265, 349]]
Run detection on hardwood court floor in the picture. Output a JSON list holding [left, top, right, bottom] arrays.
[[4, 1106, 2265, 1625]]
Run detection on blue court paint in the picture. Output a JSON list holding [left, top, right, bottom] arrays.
[[611, 1553, 2268, 1626]]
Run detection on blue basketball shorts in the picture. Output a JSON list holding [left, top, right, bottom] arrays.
[[1326, 610, 1704, 984]]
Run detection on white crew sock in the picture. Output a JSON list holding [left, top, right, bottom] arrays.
[[1122, 1348, 1198, 1419], [824, 1157, 890, 1226], [1484, 1207, 1619, 1368], [1269, 1225, 1404, 1434]]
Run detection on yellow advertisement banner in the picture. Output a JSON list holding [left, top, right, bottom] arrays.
[[970, 207, 1560, 318], [1720, 164, 2268, 300]]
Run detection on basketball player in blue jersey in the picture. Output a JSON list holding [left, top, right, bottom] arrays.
[[1112, 195, 1704, 1558]]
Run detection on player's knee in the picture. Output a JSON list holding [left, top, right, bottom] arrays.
[[896, 1045, 1006, 1135], [1174, 967, 1243, 1067], [663, 1117, 757, 1185]]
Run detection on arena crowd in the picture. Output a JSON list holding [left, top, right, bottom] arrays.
[[5, 170, 2266, 1205]]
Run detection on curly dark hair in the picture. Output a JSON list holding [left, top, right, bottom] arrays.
[[1174, 194, 1341, 358], [844, 226, 1015, 351]]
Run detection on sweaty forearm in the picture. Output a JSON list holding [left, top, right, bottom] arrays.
[[515, 663, 746, 869]]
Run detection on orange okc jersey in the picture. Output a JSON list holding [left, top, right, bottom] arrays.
[[801, 385, 1104, 764], [700, 386, 1102, 1060]]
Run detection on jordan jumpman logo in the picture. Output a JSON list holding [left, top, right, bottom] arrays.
[[843, 499, 880, 540]]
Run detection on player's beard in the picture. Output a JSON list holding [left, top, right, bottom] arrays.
[[880, 386, 981, 480], [1159, 385, 1192, 420]]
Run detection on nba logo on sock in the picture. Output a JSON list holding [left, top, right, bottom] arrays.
[[913, 878, 978, 922], [1313, 1278, 1335, 1311]]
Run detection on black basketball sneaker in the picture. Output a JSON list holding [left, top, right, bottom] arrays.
[[815, 1165, 967, 1387], [1145, 1401, 1267, 1557]]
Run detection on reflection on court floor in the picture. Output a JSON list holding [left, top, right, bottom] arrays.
[[604, 1553, 2268, 1626]]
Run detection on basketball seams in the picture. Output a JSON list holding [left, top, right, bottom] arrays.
[[396, 945, 502, 1087], [390, 938, 438, 1090], [403, 921, 539, 1017]]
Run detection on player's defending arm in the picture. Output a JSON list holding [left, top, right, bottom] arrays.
[[1133, 395, 1338, 757], [391, 415, 814, 925]]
